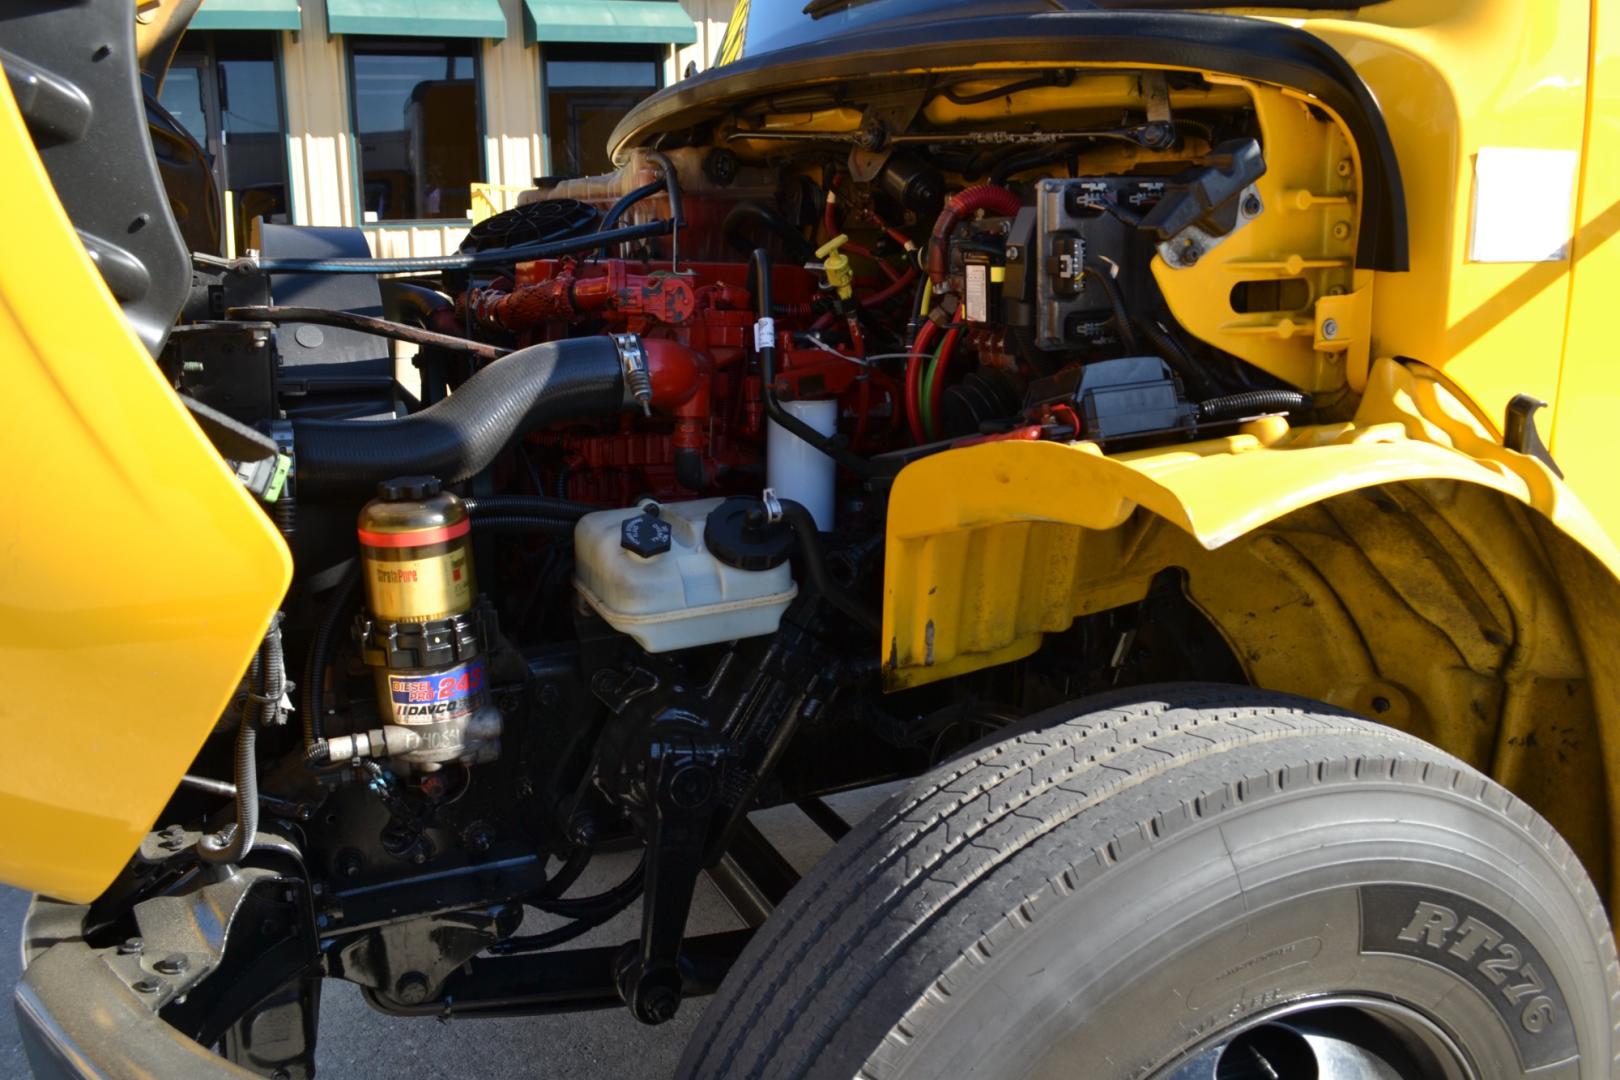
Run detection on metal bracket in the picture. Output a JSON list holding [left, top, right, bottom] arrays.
[[1141, 72, 1176, 151], [847, 90, 928, 183], [1504, 394, 1565, 478], [611, 332, 652, 416], [614, 731, 732, 1024], [761, 487, 784, 524]]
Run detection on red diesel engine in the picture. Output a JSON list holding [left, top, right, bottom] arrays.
[[456, 250, 909, 508]]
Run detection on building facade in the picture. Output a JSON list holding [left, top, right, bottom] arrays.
[[162, 0, 735, 259]]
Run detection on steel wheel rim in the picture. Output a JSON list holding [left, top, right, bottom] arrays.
[[1152, 995, 1478, 1080]]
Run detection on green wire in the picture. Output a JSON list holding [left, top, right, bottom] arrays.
[[920, 340, 945, 441]]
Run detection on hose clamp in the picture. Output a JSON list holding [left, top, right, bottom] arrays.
[[760, 487, 784, 525], [611, 333, 652, 416]]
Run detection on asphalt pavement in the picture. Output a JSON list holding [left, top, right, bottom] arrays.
[[1, 788, 895, 1079]]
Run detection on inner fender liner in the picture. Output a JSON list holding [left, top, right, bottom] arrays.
[[292, 335, 627, 497], [611, 9, 1408, 271]]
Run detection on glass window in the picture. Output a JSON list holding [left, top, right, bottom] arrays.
[[215, 35, 291, 236], [544, 46, 662, 178], [158, 64, 210, 146], [350, 40, 482, 221], [160, 32, 291, 250]]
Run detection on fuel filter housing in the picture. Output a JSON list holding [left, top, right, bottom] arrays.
[[355, 477, 499, 768]]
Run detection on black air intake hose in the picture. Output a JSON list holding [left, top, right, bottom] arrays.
[[292, 336, 627, 497], [1195, 389, 1312, 421]]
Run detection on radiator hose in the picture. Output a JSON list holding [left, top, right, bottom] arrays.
[[292, 336, 629, 497]]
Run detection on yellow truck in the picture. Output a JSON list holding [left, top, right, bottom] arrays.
[[6, 0, 1620, 1075]]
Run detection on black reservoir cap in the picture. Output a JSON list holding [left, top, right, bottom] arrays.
[[704, 497, 793, 572], [379, 475, 442, 501], [621, 507, 673, 558]]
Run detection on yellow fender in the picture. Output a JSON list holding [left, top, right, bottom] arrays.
[[0, 74, 291, 901], [884, 358, 1620, 911]]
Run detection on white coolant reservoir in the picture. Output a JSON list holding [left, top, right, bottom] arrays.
[[573, 498, 797, 652]]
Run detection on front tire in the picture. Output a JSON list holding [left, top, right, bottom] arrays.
[[679, 684, 1619, 1079]]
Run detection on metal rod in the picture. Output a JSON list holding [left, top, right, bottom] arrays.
[[180, 774, 236, 798], [706, 819, 801, 929], [796, 796, 853, 841], [226, 306, 508, 361]]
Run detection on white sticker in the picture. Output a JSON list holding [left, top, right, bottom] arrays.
[[1470, 147, 1578, 263], [753, 316, 777, 352], [964, 262, 988, 323]]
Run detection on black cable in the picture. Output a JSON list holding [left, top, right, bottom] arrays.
[[302, 565, 358, 752], [597, 179, 666, 258], [469, 514, 576, 536], [489, 857, 646, 954], [751, 248, 873, 479], [941, 73, 1065, 105], [778, 499, 881, 635], [257, 218, 673, 275], [199, 614, 283, 864], [1132, 316, 1220, 401], [534, 847, 591, 907], [380, 280, 454, 325], [1080, 261, 1141, 354], [989, 143, 1080, 187], [599, 179, 665, 233], [729, 205, 818, 264], [1195, 389, 1311, 420], [645, 150, 685, 236], [905, 271, 929, 344], [537, 862, 645, 918], [462, 494, 594, 518]]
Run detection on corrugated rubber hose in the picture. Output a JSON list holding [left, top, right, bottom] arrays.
[[292, 336, 628, 497], [1195, 389, 1311, 420]]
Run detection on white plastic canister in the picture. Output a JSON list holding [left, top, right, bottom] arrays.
[[766, 399, 838, 530]]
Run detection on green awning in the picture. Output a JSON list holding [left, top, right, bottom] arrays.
[[189, 0, 301, 32], [522, 0, 698, 47], [326, 0, 508, 41]]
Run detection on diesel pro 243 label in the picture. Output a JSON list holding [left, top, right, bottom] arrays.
[[387, 661, 485, 725]]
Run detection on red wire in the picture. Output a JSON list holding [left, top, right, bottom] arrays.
[[861, 266, 918, 309], [1049, 403, 1081, 436], [846, 317, 867, 359], [927, 326, 961, 440], [906, 320, 938, 444], [841, 240, 902, 283]]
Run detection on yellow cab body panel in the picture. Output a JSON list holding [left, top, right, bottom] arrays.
[[0, 75, 291, 902], [882, 0, 1620, 910]]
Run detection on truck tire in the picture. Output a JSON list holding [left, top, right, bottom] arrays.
[[678, 684, 1619, 1079]]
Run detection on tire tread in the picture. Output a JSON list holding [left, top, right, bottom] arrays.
[[675, 683, 1620, 1080]]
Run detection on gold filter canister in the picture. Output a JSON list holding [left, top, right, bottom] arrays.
[[358, 477, 475, 622], [356, 476, 497, 769]]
